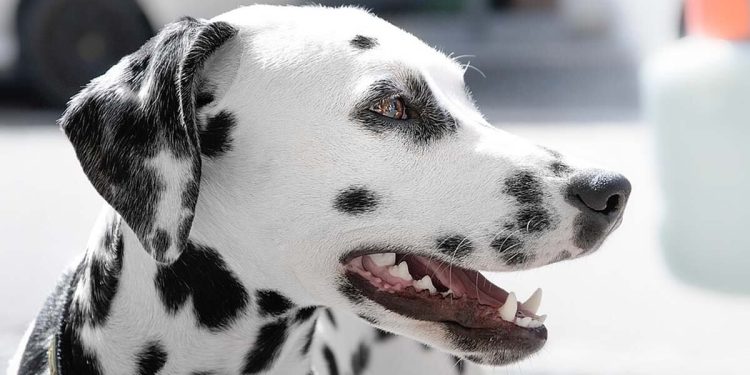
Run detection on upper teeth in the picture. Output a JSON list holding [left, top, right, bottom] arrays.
[[388, 261, 412, 281], [498, 289, 546, 329], [498, 292, 518, 321], [369, 253, 396, 267], [521, 288, 542, 314]]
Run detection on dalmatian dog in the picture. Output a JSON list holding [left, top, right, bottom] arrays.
[[9, 5, 631, 375]]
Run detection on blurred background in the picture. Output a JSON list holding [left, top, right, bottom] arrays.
[[1, 0, 749, 373]]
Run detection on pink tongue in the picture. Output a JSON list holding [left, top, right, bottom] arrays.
[[410, 257, 508, 306], [361, 255, 510, 307], [362, 256, 414, 288]]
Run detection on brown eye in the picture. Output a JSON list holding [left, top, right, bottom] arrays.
[[370, 97, 408, 120]]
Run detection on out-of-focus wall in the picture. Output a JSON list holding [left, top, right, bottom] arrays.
[[559, 0, 683, 58]]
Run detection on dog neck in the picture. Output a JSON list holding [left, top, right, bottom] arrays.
[[64, 207, 320, 374]]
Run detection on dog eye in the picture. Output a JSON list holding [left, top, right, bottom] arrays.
[[370, 97, 408, 120]]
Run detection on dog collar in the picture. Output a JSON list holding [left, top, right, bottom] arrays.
[[48, 334, 60, 375]]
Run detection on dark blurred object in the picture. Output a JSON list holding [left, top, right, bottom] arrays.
[[17, 0, 153, 106]]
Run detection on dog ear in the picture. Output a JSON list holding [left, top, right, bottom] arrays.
[[60, 18, 237, 264]]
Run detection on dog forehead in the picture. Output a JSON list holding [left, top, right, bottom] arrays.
[[213, 5, 463, 76]]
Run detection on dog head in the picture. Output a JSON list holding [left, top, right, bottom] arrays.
[[61, 5, 630, 366]]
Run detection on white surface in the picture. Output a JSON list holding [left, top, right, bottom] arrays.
[[1, 120, 749, 374], [644, 37, 750, 294]]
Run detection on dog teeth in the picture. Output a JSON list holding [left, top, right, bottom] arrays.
[[369, 253, 396, 267], [388, 261, 412, 281], [413, 276, 437, 294], [524, 314, 546, 328], [515, 316, 533, 328], [498, 290, 547, 329], [498, 292, 518, 322], [441, 289, 454, 298], [521, 288, 542, 314]]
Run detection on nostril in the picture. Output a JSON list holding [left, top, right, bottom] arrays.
[[595, 194, 621, 215], [575, 193, 621, 215], [602, 194, 621, 214]]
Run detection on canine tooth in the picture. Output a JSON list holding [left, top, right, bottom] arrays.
[[515, 316, 532, 328], [414, 276, 437, 294], [388, 261, 412, 281], [498, 292, 518, 322], [369, 253, 396, 267], [521, 288, 542, 314], [441, 289, 454, 298]]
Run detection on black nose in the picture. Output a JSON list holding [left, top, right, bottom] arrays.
[[567, 170, 631, 220]]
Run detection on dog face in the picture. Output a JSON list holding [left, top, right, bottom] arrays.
[[61, 5, 630, 367]]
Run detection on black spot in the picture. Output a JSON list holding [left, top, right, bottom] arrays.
[[243, 319, 289, 374], [350, 342, 370, 375], [191, 372, 214, 375], [196, 91, 215, 108], [490, 236, 522, 253], [256, 290, 295, 317], [351, 76, 457, 145], [504, 171, 543, 205], [151, 229, 171, 259], [86, 217, 124, 327], [154, 241, 249, 330], [374, 328, 395, 342], [334, 186, 380, 215], [350, 35, 378, 49], [60, 327, 104, 375], [136, 341, 168, 375], [295, 306, 319, 323], [437, 235, 474, 259], [419, 343, 432, 351], [490, 236, 531, 265], [324, 308, 337, 328], [199, 110, 237, 157], [322, 345, 339, 375], [125, 52, 150, 88], [504, 171, 556, 236], [550, 160, 572, 177], [516, 207, 552, 233], [300, 321, 317, 356]]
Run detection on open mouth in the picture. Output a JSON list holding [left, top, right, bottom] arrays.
[[342, 251, 547, 350]]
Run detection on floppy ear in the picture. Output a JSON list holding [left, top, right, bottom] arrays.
[[60, 17, 237, 264]]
